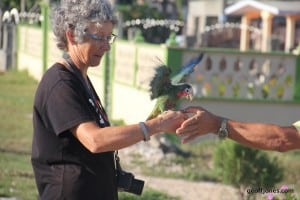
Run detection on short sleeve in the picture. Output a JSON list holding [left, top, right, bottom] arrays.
[[292, 121, 300, 132], [46, 80, 94, 135]]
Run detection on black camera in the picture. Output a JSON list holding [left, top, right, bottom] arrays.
[[117, 169, 144, 195]]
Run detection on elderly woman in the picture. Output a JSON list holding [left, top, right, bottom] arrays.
[[31, 0, 187, 199]]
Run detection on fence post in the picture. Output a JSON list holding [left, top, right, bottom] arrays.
[[294, 56, 300, 101], [103, 43, 116, 118], [165, 47, 183, 76], [1, 19, 8, 71], [41, 1, 49, 73], [0, 9, 2, 48], [103, 52, 111, 117], [2, 12, 17, 70]]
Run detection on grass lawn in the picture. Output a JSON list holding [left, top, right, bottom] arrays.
[[0, 69, 299, 200], [0, 70, 38, 199]]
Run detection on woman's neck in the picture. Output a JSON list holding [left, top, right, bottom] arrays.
[[67, 52, 88, 78]]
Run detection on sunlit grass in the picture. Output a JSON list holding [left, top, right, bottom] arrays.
[[0, 70, 37, 153]]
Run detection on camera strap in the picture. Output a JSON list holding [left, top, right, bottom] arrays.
[[61, 54, 109, 127], [59, 54, 123, 172], [114, 151, 123, 171]]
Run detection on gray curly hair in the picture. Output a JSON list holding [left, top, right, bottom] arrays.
[[51, 0, 117, 51]]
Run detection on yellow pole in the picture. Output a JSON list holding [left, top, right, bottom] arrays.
[[240, 15, 251, 51], [260, 11, 273, 52], [285, 15, 296, 53]]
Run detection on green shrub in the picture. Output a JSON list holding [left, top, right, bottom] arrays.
[[213, 140, 283, 191]]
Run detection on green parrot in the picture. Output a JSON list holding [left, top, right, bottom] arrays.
[[147, 53, 204, 120]]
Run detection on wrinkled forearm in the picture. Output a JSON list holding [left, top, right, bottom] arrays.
[[73, 118, 162, 153], [227, 121, 300, 152]]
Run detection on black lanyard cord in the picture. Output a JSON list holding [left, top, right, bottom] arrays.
[[62, 55, 110, 127], [61, 54, 123, 171]]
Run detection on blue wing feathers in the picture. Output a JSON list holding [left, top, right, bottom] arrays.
[[171, 53, 204, 84]]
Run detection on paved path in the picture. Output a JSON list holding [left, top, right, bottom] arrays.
[[139, 175, 241, 200]]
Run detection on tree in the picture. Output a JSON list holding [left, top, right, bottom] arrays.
[[116, 0, 184, 43]]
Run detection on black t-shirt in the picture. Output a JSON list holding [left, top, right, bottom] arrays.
[[31, 63, 118, 200]]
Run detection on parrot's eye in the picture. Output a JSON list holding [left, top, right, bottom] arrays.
[[185, 88, 190, 93]]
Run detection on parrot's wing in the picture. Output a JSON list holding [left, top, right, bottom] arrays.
[[149, 65, 172, 100], [171, 53, 204, 85]]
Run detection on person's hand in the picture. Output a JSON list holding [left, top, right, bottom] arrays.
[[176, 106, 221, 143], [157, 110, 188, 133]]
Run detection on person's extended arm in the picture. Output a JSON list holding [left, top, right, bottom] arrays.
[[176, 107, 300, 152], [225, 120, 298, 152], [72, 110, 186, 153]]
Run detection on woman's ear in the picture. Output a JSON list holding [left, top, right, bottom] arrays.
[[66, 30, 76, 44]]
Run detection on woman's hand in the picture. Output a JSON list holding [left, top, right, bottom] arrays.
[[157, 110, 188, 133]]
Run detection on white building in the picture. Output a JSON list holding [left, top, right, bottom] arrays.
[[185, 0, 300, 52]]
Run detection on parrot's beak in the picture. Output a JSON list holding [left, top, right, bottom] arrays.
[[187, 89, 194, 101]]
